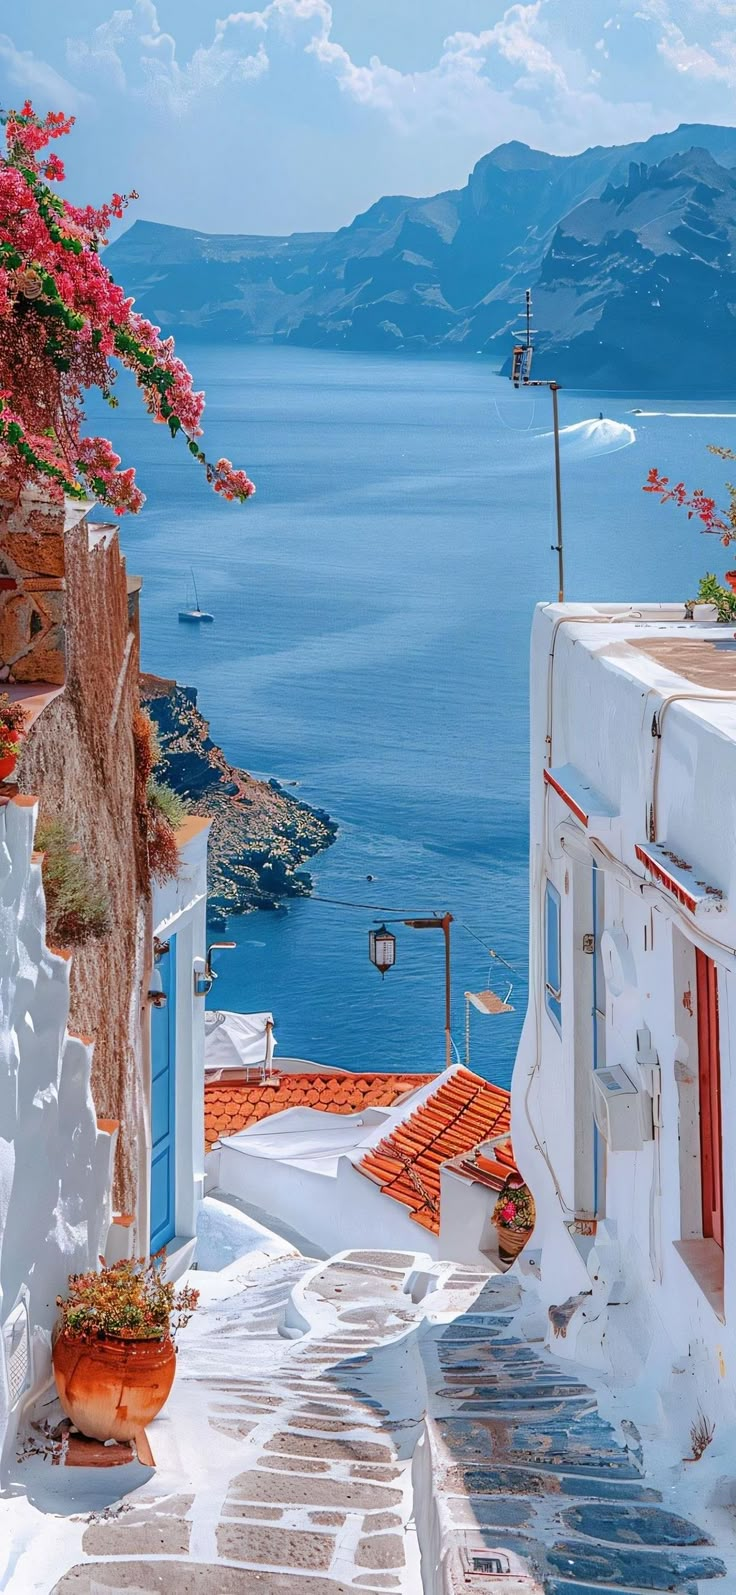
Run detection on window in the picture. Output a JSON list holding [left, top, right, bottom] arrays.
[[545, 881, 562, 1033]]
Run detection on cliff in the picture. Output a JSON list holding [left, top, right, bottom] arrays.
[[140, 674, 336, 924], [104, 123, 736, 390]]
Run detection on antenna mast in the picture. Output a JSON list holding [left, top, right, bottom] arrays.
[[511, 288, 565, 603]]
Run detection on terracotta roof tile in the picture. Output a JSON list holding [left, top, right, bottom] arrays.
[[204, 1071, 434, 1152], [356, 1066, 517, 1235]]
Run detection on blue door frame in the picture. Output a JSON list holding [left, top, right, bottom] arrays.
[[150, 938, 176, 1254]]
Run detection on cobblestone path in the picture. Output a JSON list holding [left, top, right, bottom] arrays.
[[3, 1242, 734, 1593]]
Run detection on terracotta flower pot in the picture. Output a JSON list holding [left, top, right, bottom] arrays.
[[495, 1222, 532, 1263], [52, 1331, 176, 1447], [0, 729, 23, 782]]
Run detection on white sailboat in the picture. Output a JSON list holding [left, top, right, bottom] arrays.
[[178, 568, 214, 624]]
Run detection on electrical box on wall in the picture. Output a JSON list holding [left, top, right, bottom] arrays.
[[591, 1066, 654, 1152]]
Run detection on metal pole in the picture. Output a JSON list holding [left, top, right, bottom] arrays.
[[443, 913, 452, 1071], [551, 382, 564, 603], [404, 914, 454, 1069]]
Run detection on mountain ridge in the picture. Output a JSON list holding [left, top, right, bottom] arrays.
[[106, 122, 736, 390]]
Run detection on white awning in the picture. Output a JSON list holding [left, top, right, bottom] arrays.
[[204, 1010, 276, 1075]]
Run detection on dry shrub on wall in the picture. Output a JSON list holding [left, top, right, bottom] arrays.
[[35, 816, 112, 947], [132, 706, 185, 888]]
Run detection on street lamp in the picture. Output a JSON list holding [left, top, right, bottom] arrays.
[[369, 913, 454, 1069], [368, 924, 396, 977]]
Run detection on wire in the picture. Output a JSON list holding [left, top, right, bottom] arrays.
[[459, 920, 526, 980], [493, 394, 537, 432], [308, 896, 525, 979], [308, 893, 436, 915]]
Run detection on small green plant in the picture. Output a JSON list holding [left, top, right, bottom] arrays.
[[689, 572, 736, 622], [133, 707, 188, 887], [35, 816, 112, 947], [0, 692, 28, 758], [147, 778, 187, 831], [56, 1254, 199, 1343], [493, 1180, 536, 1232]]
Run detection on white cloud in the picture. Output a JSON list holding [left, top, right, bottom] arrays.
[[690, 0, 736, 14], [66, 10, 133, 91], [0, 33, 89, 109], [63, 0, 660, 148], [636, 0, 736, 83], [66, 1, 269, 112]]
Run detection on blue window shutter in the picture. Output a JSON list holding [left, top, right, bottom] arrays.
[[545, 881, 562, 1033]]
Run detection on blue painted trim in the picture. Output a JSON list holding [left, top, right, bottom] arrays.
[[150, 937, 177, 1254]]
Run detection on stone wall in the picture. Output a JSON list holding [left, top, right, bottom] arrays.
[[8, 503, 148, 1224], [0, 491, 73, 685], [0, 796, 113, 1480]]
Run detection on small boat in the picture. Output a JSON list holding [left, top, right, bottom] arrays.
[[178, 568, 214, 624]]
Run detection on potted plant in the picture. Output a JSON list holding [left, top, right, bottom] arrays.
[[52, 1255, 198, 1456], [492, 1179, 536, 1264], [0, 693, 28, 781], [686, 574, 736, 625]]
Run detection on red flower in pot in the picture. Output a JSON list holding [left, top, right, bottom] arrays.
[[725, 571, 736, 595], [53, 1253, 198, 1461], [492, 1179, 536, 1265], [0, 693, 28, 781]]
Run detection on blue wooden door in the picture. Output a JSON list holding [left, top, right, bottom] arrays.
[[150, 938, 176, 1254]]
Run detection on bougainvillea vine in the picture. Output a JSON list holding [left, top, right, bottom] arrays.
[[0, 103, 255, 514], [643, 448, 736, 546]]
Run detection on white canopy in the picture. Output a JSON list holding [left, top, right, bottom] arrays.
[[204, 1010, 276, 1076]]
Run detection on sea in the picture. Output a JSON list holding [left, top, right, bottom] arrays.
[[95, 346, 736, 1088]]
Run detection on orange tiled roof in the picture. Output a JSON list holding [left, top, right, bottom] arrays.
[[205, 1072, 434, 1153], [454, 1138, 520, 1192], [358, 1066, 515, 1234]]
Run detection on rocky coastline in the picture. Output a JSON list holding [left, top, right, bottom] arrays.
[[140, 673, 336, 926]]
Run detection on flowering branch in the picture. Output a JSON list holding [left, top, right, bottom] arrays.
[[0, 102, 255, 514], [643, 453, 736, 546]]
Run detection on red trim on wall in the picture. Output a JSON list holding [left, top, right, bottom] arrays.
[[543, 768, 589, 827], [696, 949, 724, 1251], [634, 844, 698, 913]]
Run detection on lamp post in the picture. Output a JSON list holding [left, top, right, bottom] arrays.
[[511, 287, 565, 602], [369, 912, 454, 1070]]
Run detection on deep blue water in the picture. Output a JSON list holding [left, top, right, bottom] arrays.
[[95, 348, 736, 1087]]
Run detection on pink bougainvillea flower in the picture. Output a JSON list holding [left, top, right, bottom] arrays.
[[0, 102, 255, 515]]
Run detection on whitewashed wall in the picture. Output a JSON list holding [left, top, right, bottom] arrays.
[[217, 1123, 441, 1259], [512, 603, 736, 1439], [0, 797, 111, 1478]]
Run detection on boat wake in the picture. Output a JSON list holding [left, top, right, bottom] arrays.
[[629, 410, 736, 419], [538, 418, 636, 455]]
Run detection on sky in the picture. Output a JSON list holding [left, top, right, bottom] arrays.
[[3, 1, 736, 235]]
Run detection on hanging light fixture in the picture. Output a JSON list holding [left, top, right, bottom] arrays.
[[368, 923, 396, 977], [147, 966, 167, 1009]]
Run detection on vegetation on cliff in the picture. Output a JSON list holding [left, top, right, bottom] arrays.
[[35, 815, 112, 947], [140, 674, 336, 925]]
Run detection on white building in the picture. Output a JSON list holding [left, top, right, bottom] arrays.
[[513, 601, 736, 1421], [208, 1062, 519, 1265], [0, 796, 112, 1478]]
